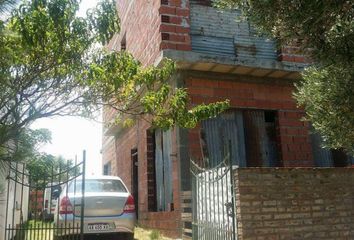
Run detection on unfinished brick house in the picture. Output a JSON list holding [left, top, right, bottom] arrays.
[[102, 0, 354, 239]]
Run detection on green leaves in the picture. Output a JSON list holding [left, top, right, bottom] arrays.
[[87, 0, 119, 44], [295, 64, 354, 153], [86, 53, 230, 130], [0, 0, 230, 165]]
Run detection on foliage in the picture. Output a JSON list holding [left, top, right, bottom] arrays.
[[86, 53, 229, 129], [0, 0, 229, 163], [26, 153, 78, 184], [0, 127, 51, 162], [214, 0, 354, 152], [295, 64, 354, 154], [149, 230, 161, 240]]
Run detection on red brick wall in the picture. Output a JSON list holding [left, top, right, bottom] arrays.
[[234, 168, 354, 240], [186, 77, 314, 167], [110, 0, 191, 66], [110, 120, 182, 238], [110, 0, 162, 66], [160, 0, 191, 51]]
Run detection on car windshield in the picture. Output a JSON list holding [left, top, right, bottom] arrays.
[[68, 179, 127, 193]]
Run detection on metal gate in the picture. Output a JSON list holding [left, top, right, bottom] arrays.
[[4, 151, 86, 240], [191, 153, 237, 240]]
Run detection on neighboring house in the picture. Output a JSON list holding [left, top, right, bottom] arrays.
[[29, 190, 44, 219], [102, 0, 354, 238], [0, 163, 29, 239]]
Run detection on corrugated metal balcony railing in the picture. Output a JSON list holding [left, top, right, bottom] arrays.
[[190, 2, 278, 61]]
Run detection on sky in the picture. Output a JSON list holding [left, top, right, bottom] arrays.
[[31, 0, 102, 176]]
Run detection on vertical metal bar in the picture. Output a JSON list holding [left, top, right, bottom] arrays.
[[229, 141, 236, 240], [80, 150, 86, 240], [41, 173, 46, 240], [11, 163, 18, 240], [19, 163, 25, 240], [212, 168, 214, 239], [64, 159, 70, 239], [76, 222, 79, 240], [49, 165, 54, 219], [56, 162, 62, 240], [50, 165, 54, 240], [43, 221, 47, 240], [28, 184, 33, 240], [4, 163, 11, 240], [6, 224, 9, 240], [216, 164, 221, 239], [72, 156, 78, 239], [37, 221, 40, 240], [31, 220, 34, 240], [34, 180, 38, 222]]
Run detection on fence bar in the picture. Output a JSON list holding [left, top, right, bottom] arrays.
[[80, 150, 86, 240], [229, 142, 236, 240]]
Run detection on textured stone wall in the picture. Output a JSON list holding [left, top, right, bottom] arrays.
[[234, 168, 354, 240]]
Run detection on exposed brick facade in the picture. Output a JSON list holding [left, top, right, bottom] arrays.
[[186, 76, 314, 167], [234, 168, 354, 240], [102, 1, 318, 238], [103, 118, 182, 238], [160, 0, 192, 51]]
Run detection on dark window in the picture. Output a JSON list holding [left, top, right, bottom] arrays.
[[201, 109, 280, 168], [191, 0, 213, 6], [121, 33, 126, 51], [131, 148, 139, 219], [103, 162, 111, 175]]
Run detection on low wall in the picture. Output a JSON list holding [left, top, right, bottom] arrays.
[[234, 168, 354, 240]]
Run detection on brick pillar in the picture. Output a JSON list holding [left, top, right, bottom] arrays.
[[159, 0, 192, 51], [277, 111, 314, 167]]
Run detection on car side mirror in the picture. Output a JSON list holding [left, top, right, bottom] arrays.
[[52, 189, 61, 199]]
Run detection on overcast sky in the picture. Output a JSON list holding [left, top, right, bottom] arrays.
[[31, 0, 102, 176]]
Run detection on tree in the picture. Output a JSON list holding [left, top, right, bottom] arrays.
[[0, 0, 229, 163], [26, 153, 78, 184], [214, 0, 354, 153]]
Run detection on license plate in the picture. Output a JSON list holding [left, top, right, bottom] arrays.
[[87, 223, 111, 231]]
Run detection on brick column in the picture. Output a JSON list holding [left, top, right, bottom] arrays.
[[159, 0, 192, 51], [277, 111, 314, 167]]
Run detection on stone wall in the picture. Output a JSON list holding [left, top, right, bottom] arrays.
[[234, 168, 354, 240]]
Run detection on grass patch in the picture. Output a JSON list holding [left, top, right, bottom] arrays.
[[134, 227, 173, 240]]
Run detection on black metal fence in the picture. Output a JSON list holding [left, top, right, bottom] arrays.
[[190, 153, 237, 240], [4, 151, 86, 240]]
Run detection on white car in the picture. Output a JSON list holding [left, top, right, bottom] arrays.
[[54, 175, 136, 240]]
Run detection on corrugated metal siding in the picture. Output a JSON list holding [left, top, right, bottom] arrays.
[[162, 130, 173, 210], [192, 36, 235, 57], [310, 129, 333, 167], [201, 111, 246, 168], [155, 129, 164, 211], [154, 129, 173, 211], [190, 3, 278, 61]]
